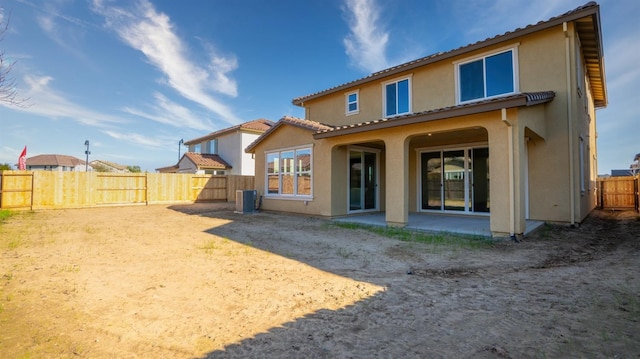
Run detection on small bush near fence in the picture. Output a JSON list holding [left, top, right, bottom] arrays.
[[0, 171, 254, 210]]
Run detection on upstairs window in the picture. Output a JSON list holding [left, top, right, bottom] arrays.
[[458, 48, 517, 103], [206, 139, 218, 154], [346, 91, 359, 115], [383, 76, 411, 117]]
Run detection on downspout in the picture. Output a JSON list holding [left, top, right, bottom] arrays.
[[564, 22, 576, 226], [501, 108, 516, 238]]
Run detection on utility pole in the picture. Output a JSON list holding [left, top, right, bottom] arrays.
[[178, 138, 184, 162]]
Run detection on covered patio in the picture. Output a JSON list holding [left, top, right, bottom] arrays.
[[333, 212, 544, 238]]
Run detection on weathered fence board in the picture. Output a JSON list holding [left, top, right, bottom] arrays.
[[0, 171, 254, 210], [597, 176, 640, 211]]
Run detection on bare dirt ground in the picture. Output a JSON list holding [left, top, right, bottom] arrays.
[[0, 203, 638, 358]]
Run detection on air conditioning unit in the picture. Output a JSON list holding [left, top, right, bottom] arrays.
[[235, 190, 257, 214]]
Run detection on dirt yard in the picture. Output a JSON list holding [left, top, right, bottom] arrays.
[[0, 204, 638, 358]]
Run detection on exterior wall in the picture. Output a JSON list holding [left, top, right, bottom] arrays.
[[218, 133, 240, 175], [524, 23, 600, 224], [574, 30, 599, 222], [177, 158, 198, 173], [303, 26, 569, 127], [253, 125, 334, 216], [239, 132, 261, 176]]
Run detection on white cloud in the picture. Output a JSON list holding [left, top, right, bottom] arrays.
[[123, 92, 214, 131], [3, 74, 125, 127], [102, 130, 163, 148], [342, 0, 390, 73], [92, 0, 241, 126]]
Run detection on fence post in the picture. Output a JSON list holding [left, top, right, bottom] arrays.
[[636, 175, 639, 213], [145, 173, 149, 206], [0, 172, 3, 209], [30, 173, 34, 210]]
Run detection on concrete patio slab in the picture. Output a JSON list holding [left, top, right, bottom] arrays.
[[333, 212, 545, 238]]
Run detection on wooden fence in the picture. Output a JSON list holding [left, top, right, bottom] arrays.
[[597, 175, 640, 212], [0, 171, 254, 210]]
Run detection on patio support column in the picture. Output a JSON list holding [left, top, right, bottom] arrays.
[[498, 108, 527, 236], [385, 135, 409, 227]]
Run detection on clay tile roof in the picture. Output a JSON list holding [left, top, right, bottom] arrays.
[[184, 152, 232, 169], [90, 159, 128, 171], [278, 116, 334, 132], [25, 154, 86, 167], [292, 2, 604, 107], [314, 92, 556, 139], [245, 116, 334, 153], [155, 165, 179, 173], [184, 118, 274, 145]]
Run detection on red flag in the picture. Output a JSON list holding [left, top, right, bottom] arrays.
[[18, 146, 27, 170]]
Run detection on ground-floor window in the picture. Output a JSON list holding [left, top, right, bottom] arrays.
[[266, 146, 312, 197], [204, 169, 226, 175], [419, 146, 489, 213]]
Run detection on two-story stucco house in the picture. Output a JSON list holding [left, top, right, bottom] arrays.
[[158, 119, 273, 175], [246, 2, 607, 237]]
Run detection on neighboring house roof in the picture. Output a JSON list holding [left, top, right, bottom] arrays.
[[611, 170, 633, 177], [184, 119, 274, 145], [183, 152, 232, 169], [314, 91, 555, 139], [245, 116, 334, 153], [90, 159, 128, 171], [155, 165, 179, 173], [292, 1, 606, 108], [26, 154, 87, 167]]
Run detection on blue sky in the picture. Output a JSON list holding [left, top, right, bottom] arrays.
[[0, 0, 637, 173]]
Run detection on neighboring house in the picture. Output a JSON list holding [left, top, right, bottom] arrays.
[[90, 160, 130, 173], [246, 2, 606, 236], [25, 154, 92, 172], [157, 119, 273, 175], [610, 170, 634, 177], [172, 152, 232, 175]]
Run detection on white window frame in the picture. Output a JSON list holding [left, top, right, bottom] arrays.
[[382, 74, 412, 118], [454, 44, 519, 104], [265, 145, 313, 199], [345, 90, 360, 115]]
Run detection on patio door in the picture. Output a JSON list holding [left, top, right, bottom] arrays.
[[349, 149, 378, 212], [420, 147, 489, 213]]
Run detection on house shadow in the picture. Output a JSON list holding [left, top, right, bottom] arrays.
[[166, 205, 530, 358]]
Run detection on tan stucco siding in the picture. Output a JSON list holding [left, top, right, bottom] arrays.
[[252, 125, 332, 216], [302, 24, 571, 128]]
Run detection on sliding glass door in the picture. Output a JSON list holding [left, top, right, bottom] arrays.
[[420, 147, 489, 213], [349, 149, 378, 212]]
